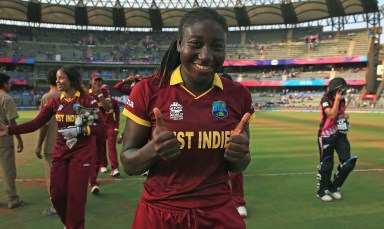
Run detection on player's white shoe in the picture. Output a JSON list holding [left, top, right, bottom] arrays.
[[91, 185, 100, 195], [331, 191, 342, 200], [236, 206, 248, 218], [317, 194, 332, 202], [100, 167, 108, 173], [110, 169, 120, 177]]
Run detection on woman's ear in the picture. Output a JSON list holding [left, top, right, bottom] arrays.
[[176, 37, 181, 52]]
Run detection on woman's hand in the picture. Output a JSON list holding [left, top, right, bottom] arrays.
[[335, 91, 343, 102], [225, 113, 251, 163], [152, 108, 181, 161], [16, 138, 23, 153], [126, 75, 136, 81], [35, 145, 43, 159]]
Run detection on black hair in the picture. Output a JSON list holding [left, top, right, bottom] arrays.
[[0, 73, 10, 89], [151, 7, 228, 87], [47, 67, 59, 86], [221, 73, 233, 81], [58, 65, 86, 94]]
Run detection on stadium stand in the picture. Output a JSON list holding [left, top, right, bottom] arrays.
[[0, 0, 382, 109]]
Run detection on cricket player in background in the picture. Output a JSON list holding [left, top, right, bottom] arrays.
[[88, 73, 111, 194], [100, 84, 121, 177]]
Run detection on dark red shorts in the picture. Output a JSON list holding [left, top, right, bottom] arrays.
[[132, 198, 246, 229]]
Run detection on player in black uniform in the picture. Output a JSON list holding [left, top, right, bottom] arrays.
[[317, 77, 357, 201]]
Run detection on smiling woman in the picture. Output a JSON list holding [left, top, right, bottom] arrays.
[[120, 7, 256, 229]]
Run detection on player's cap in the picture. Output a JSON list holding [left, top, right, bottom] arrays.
[[100, 84, 109, 90], [327, 77, 349, 92], [91, 72, 102, 81]]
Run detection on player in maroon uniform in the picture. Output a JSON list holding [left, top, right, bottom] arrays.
[[120, 8, 255, 228], [100, 84, 120, 177], [113, 75, 136, 95], [0, 66, 106, 229], [222, 72, 248, 218], [88, 73, 111, 194], [114, 76, 135, 145], [317, 77, 357, 201]]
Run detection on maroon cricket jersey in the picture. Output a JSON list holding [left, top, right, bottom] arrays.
[[8, 91, 106, 157], [105, 98, 120, 129], [123, 66, 255, 209], [318, 96, 346, 138]]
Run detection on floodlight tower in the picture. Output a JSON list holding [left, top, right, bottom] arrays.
[[372, 4, 384, 107], [357, 4, 383, 108]]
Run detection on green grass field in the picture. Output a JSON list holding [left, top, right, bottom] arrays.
[[1, 111, 383, 228]]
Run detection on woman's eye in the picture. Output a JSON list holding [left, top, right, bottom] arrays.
[[214, 43, 225, 49], [190, 41, 201, 47]]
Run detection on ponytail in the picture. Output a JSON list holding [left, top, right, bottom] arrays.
[[151, 39, 180, 87]]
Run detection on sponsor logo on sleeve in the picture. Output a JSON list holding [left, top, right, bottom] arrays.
[[322, 102, 329, 107], [126, 98, 134, 108]]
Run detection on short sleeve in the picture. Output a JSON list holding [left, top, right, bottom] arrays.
[[320, 96, 331, 111], [122, 81, 151, 127]]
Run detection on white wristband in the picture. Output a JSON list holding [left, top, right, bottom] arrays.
[[98, 94, 104, 98]]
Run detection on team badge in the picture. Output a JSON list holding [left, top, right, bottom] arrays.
[[170, 102, 183, 120], [212, 101, 228, 119]]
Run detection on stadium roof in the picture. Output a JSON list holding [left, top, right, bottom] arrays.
[[0, 0, 381, 31]]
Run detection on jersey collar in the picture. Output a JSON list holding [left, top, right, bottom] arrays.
[[169, 65, 223, 90], [60, 90, 81, 100]]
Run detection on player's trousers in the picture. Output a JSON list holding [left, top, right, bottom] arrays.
[[50, 152, 91, 229], [317, 133, 351, 194], [100, 124, 119, 170], [229, 173, 246, 207], [132, 198, 246, 229], [89, 135, 106, 186], [318, 133, 351, 164], [0, 146, 19, 203]]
